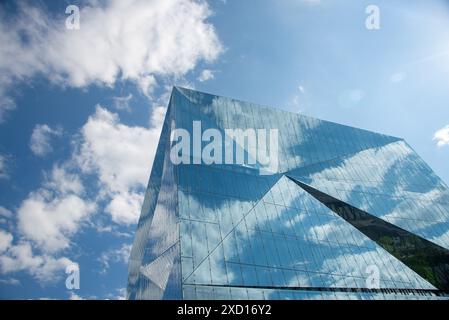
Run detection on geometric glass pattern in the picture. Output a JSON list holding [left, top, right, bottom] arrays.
[[127, 87, 449, 299], [288, 177, 449, 292]]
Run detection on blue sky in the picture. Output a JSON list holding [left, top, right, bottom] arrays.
[[0, 0, 449, 299]]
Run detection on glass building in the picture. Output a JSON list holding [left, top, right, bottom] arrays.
[[127, 87, 449, 300]]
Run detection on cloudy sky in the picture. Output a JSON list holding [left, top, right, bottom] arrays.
[[1, 0, 449, 299]]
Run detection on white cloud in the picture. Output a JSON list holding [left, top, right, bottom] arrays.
[[112, 94, 133, 111], [105, 192, 143, 225], [0, 102, 166, 283], [0, 79, 15, 123], [68, 292, 84, 300], [99, 244, 132, 273], [0, 0, 221, 288], [103, 287, 127, 300], [0, 154, 8, 179], [29, 124, 63, 157], [17, 191, 96, 253], [0, 278, 20, 286], [112, 288, 127, 300], [0, 230, 13, 253], [0, 240, 74, 283], [138, 75, 157, 97], [0, 0, 222, 120], [197, 69, 214, 82], [75, 106, 157, 193], [0, 206, 12, 218], [150, 105, 168, 129], [433, 125, 449, 147], [16, 164, 95, 254], [74, 105, 163, 225], [0, 166, 87, 281], [44, 165, 84, 196]]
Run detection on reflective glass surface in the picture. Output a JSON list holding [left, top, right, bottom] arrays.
[[290, 177, 449, 291], [128, 87, 449, 300]]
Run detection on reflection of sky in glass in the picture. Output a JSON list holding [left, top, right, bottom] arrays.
[[128, 87, 449, 300], [181, 177, 435, 294], [289, 139, 449, 250]]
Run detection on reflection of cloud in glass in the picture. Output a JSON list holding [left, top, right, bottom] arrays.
[[130, 87, 449, 299], [292, 139, 449, 251], [182, 175, 435, 295]]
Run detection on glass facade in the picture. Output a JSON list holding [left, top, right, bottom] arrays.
[[127, 87, 449, 300]]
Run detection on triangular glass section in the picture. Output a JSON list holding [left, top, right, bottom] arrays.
[[184, 176, 435, 291], [140, 243, 178, 291], [288, 176, 449, 291]]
